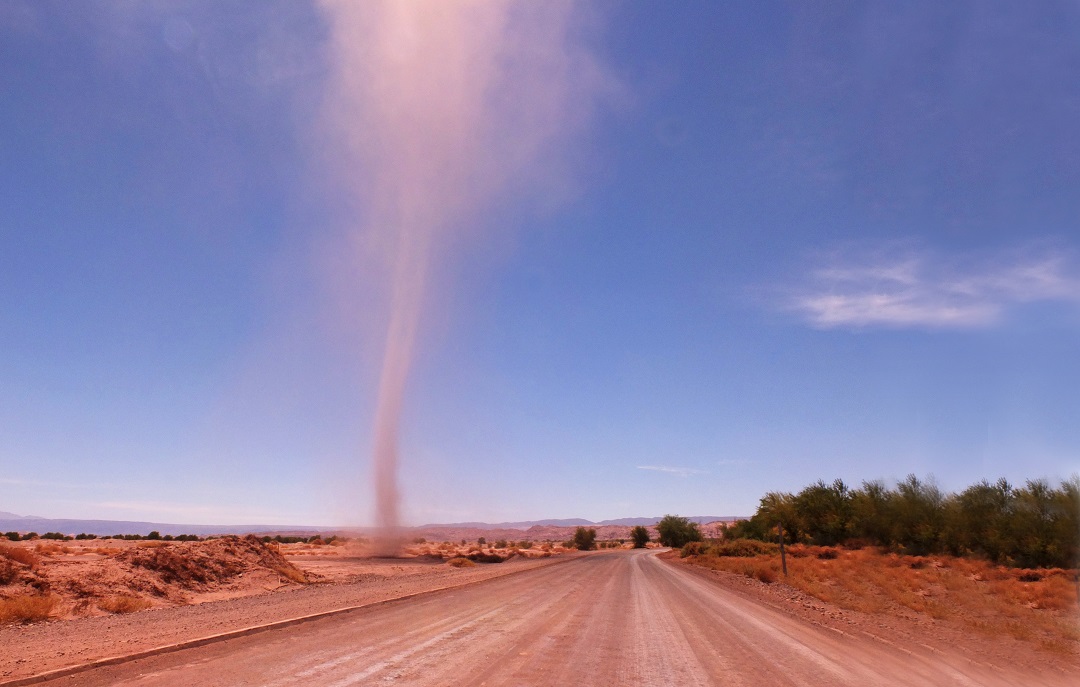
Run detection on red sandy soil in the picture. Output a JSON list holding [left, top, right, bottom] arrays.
[[0, 537, 578, 681], [665, 550, 1080, 677]]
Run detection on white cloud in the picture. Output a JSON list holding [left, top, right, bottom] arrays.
[[788, 246, 1080, 329], [637, 465, 708, 477]]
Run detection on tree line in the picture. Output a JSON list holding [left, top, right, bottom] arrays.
[[726, 475, 1079, 569]]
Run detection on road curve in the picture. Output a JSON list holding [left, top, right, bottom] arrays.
[[51, 550, 1061, 686]]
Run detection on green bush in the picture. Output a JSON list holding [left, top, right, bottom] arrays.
[[726, 474, 1080, 569], [572, 527, 597, 551], [657, 515, 702, 548], [630, 526, 650, 549], [712, 539, 778, 557], [680, 541, 705, 557]]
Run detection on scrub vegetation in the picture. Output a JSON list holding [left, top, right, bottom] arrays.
[[681, 474, 1080, 652], [727, 475, 1079, 568]]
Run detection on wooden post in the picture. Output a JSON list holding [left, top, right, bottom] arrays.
[[778, 522, 788, 577]]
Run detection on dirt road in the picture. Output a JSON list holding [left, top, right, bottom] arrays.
[[42, 550, 1068, 686]]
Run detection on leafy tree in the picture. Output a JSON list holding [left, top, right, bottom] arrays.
[[572, 527, 597, 551], [850, 480, 893, 545], [630, 525, 650, 549], [656, 515, 702, 548], [757, 492, 798, 544], [944, 478, 1013, 561], [792, 479, 852, 546], [724, 474, 1078, 568], [892, 474, 945, 555]]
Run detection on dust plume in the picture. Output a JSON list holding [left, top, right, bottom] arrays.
[[318, 1, 609, 543]]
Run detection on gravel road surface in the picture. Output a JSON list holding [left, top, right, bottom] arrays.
[[44, 550, 1066, 686]]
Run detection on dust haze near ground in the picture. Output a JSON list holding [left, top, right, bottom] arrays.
[[317, 1, 609, 540]]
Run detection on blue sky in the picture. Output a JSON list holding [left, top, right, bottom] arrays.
[[2, 1, 1078, 526]]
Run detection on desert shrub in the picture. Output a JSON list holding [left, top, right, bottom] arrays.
[[271, 536, 307, 544], [98, 595, 152, 614], [630, 526, 650, 549], [712, 539, 777, 557], [0, 558, 19, 584], [816, 547, 839, 560], [467, 552, 507, 564], [572, 527, 597, 551], [0, 594, 57, 624], [412, 537, 426, 544], [495, 539, 508, 549], [40, 532, 66, 540], [519, 541, 533, 549], [0, 546, 38, 568], [136, 540, 170, 549], [477, 537, 486, 545], [3, 532, 20, 542], [74, 533, 97, 540], [681, 541, 706, 557], [754, 565, 778, 584], [657, 516, 702, 548], [447, 557, 476, 568], [34, 542, 63, 555]]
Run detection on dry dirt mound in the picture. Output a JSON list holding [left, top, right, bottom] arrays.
[[2, 536, 311, 621], [119, 536, 307, 589]]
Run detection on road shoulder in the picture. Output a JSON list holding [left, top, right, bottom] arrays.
[[660, 550, 1080, 680]]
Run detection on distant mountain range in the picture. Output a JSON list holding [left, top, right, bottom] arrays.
[[0, 513, 744, 537], [422, 516, 740, 529]]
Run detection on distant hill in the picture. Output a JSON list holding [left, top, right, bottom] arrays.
[[421, 518, 594, 529], [420, 515, 742, 530], [597, 516, 738, 526], [0, 513, 746, 537], [0, 515, 326, 537]]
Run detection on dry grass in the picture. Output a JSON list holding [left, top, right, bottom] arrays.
[[136, 540, 171, 549], [687, 546, 1080, 652], [97, 594, 152, 614], [0, 545, 39, 568], [447, 557, 477, 568], [0, 595, 58, 624], [271, 564, 309, 584], [33, 542, 65, 555]]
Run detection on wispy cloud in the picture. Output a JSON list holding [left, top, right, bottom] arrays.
[[637, 465, 708, 477], [788, 245, 1080, 329]]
